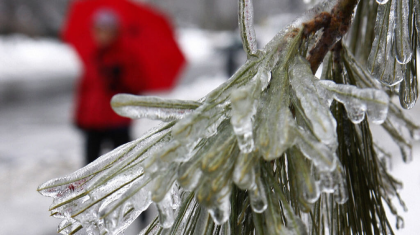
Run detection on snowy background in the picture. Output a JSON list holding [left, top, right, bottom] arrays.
[[0, 3, 419, 235]]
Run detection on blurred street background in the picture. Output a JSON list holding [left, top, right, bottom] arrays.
[[0, 1, 419, 235]]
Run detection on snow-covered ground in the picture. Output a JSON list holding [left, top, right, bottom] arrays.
[[1, 25, 420, 235]]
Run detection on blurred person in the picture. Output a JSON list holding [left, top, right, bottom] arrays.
[[62, 0, 185, 165], [78, 8, 134, 164]]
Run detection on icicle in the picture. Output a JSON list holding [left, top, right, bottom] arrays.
[[317, 80, 389, 124], [156, 193, 175, 228], [399, 64, 418, 109], [202, 184, 232, 225], [316, 163, 348, 204], [170, 185, 181, 210], [98, 176, 153, 233], [232, 151, 257, 190], [230, 84, 257, 153], [317, 172, 334, 193], [289, 147, 320, 204], [239, 0, 257, 57], [393, 0, 412, 64], [376, 0, 390, 4], [255, 66, 272, 91], [177, 125, 232, 191], [248, 174, 267, 213], [111, 94, 200, 122]]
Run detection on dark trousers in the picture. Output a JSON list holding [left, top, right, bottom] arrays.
[[83, 126, 131, 165]]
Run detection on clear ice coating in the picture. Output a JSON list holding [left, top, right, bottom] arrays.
[[111, 94, 200, 122], [289, 147, 321, 204], [257, 68, 296, 161], [239, 0, 257, 57], [415, 0, 420, 47], [156, 193, 175, 228], [316, 163, 348, 204], [368, 2, 404, 86], [393, 0, 412, 64], [289, 56, 338, 148], [232, 151, 257, 190], [36, 122, 182, 234], [39, 0, 420, 232], [296, 129, 337, 172], [317, 80, 389, 124], [399, 64, 418, 109], [230, 83, 258, 153], [151, 163, 179, 203]]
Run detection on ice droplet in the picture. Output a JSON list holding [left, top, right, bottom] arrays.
[[249, 176, 268, 213], [111, 94, 200, 122], [412, 128, 420, 141], [376, 0, 390, 4]]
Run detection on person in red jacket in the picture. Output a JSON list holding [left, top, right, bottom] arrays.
[[63, 0, 185, 165], [75, 8, 141, 164]]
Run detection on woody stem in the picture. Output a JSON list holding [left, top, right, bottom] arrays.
[[306, 0, 359, 74]]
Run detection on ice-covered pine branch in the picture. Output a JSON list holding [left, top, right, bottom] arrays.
[[38, 0, 420, 234]]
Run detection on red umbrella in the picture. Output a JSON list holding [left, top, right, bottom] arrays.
[[63, 0, 186, 91]]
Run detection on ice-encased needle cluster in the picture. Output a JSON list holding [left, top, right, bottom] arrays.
[[368, 0, 419, 109], [111, 94, 201, 122], [38, 0, 396, 234]]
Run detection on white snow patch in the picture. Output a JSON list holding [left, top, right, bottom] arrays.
[[0, 35, 81, 82]]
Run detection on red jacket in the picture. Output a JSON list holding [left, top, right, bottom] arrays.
[[73, 40, 144, 129]]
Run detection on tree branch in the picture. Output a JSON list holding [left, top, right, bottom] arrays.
[[306, 0, 358, 74]]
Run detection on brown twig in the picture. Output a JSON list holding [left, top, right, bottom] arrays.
[[305, 0, 358, 74], [302, 12, 332, 38]]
